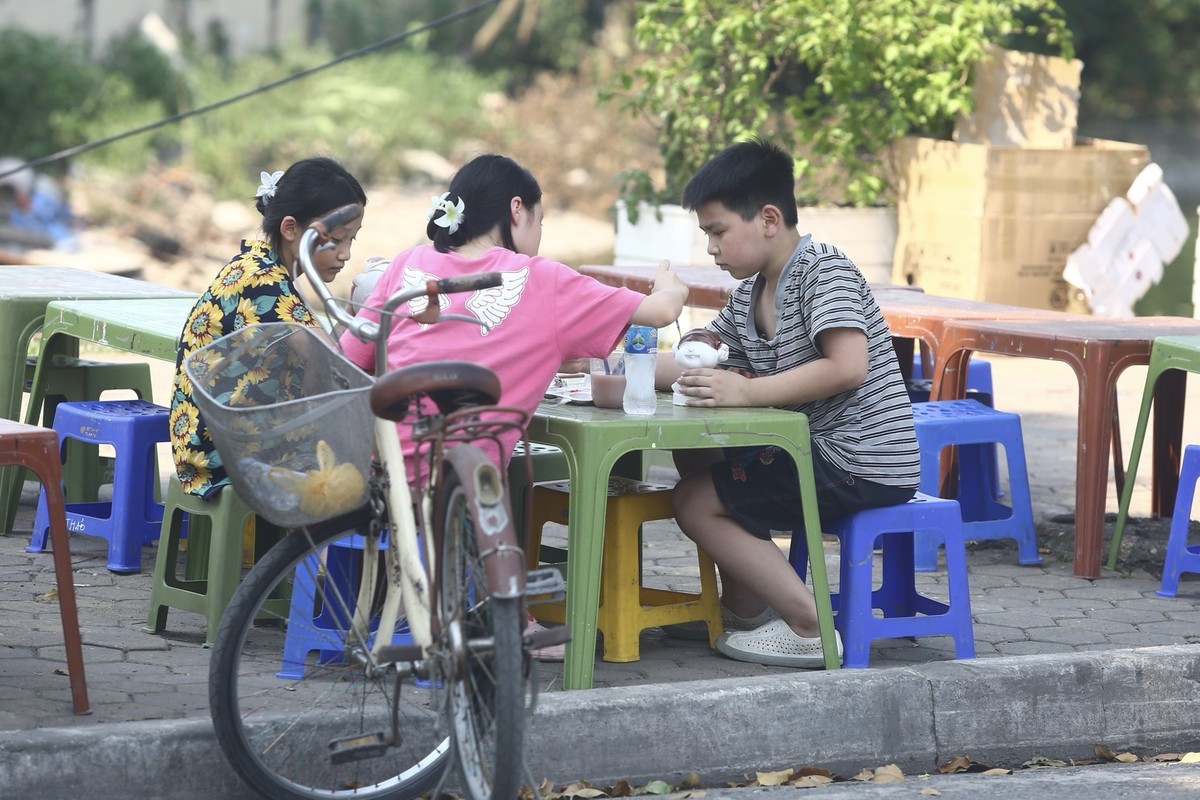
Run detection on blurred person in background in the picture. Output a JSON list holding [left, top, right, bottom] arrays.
[[0, 157, 78, 251]]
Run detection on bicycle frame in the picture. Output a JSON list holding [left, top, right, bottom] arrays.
[[294, 204, 527, 662]]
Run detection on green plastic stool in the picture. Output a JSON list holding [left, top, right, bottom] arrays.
[[24, 355, 155, 502], [1108, 336, 1200, 570], [144, 480, 283, 646]]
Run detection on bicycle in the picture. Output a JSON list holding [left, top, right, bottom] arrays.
[[188, 204, 569, 800]]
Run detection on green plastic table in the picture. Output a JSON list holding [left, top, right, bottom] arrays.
[[525, 397, 837, 689], [0, 269, 193, 531], [0, 267, 192, 420], [5, 297, 196, 530]]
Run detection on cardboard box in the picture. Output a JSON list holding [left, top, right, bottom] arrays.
[[954, 44, 1083, 149], [891, 136, 1151, 310]]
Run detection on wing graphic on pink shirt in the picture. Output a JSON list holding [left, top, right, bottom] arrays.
[[465, 267, 529, 335], [402, 265, 450, 328]]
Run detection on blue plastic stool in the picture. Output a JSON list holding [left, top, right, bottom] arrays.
[[279, 532, 422, 682], [788, 492, 975, 668], [911, 352, 997, 488], [912, 353, 994, 396], [910, 399, 1040, 571], [30, 399, 169, 573], [24, 354, 156, 503], [907, 380, 1001, 502], [1157, 444, 1200, 598]]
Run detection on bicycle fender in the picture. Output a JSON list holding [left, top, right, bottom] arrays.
[[443, 444, 527, 600]]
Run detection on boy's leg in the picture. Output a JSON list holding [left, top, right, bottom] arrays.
[[672, 447, 722, 480], [673, 467, 820, 638]]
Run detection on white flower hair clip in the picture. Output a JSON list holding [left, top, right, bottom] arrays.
[[256, 170, 285, 201], [427, 191, 466, 235]]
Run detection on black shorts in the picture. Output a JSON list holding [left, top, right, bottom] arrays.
[[710, 445, 915, 540]]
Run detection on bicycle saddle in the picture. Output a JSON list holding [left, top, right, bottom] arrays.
[[370, 360, 502, 420]]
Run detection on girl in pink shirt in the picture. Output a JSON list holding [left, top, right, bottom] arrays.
[[340, 154, 687, 467], [339, 154, 688, 660]]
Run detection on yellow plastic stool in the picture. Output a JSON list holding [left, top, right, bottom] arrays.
[[144, 480, 283, 646], [526, 477, 723, 662]]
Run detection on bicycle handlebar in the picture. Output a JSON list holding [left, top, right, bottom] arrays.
[[295, 209, 505, 362], [311, 202, 366, 236]]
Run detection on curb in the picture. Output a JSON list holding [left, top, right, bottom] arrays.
[[4, 645, 1200, 799]]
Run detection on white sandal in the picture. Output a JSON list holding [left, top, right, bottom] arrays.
[[715, 619, 842, 668], [662, 606, 779, 641]]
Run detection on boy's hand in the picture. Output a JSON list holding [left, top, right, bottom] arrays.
[[674, 367, 755, 406]]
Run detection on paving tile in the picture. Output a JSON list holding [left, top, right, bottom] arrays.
[[4, 354, 1200, 733]]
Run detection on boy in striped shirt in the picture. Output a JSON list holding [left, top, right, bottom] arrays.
[[667, 138, 920, 668]]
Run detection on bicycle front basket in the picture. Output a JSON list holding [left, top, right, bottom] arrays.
[[185, 322, 375, 528]]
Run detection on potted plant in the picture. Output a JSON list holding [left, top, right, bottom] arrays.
[[604, 0, 1073, 281]]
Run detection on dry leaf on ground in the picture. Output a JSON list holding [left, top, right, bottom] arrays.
[[937, 755, 972, 774], [872, 764, 905, 784], [635, 779, 671, 795], [754, 770, 792, 787], [606, 779, 633, 797]]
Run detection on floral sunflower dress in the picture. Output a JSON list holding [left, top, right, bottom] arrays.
[[171, 239, 320, 498]]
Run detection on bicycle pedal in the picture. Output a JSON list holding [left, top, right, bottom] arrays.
[[375, 643, 423, 662], [525, 566, 566, 602], [328, 731, 389, 764], [525, 624, 571, 649]]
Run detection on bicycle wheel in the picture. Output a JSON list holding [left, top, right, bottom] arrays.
[[209, 517, 449, 800], [438, 463, 526, 800]]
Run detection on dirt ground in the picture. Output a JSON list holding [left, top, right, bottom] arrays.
[[1037, 512, 1190, 577]]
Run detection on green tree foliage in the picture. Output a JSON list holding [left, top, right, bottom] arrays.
[[0, 29, 172, 176], [607, 0, 1072, 209], [101, 30, 185, 115], [318, 0, 605, 79], [183, 48, 501, 196], [1058, 0, 1200, 120]]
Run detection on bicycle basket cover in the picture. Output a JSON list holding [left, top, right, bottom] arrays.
[[184, 322, 374, 527]]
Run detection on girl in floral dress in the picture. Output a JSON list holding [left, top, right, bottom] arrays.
[[170, 157, 367, 498]]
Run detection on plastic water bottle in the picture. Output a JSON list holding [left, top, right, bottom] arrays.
[[622, 325, 658, 415]]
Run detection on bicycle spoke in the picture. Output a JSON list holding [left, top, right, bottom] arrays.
[[210, 525, 450, 800], [438, 464, 525, 800]]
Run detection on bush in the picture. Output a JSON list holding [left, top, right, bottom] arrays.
[[607, 0, 1073, 210], [182, 47, 502, 197]]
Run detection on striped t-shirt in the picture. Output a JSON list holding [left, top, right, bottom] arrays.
[[707, 236, 921, 489]]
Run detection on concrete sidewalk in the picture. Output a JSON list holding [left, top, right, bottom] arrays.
[[2, 355, 1200, 798]]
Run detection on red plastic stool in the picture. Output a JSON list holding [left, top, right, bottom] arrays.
[[0, 420, 90, 714]]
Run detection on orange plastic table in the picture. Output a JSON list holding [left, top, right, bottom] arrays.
[[932, 316, 1200, 579], [0, 419, 89, 714]]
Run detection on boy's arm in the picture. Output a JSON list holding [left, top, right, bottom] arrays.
[[675, 327, 868, 407]]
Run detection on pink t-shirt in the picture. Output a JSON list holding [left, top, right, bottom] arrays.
[[340, 244, 644, 470]]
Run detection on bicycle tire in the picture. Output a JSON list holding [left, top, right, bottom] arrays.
[[438, 463, 526, 800], [209, 520, 449, 800]]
